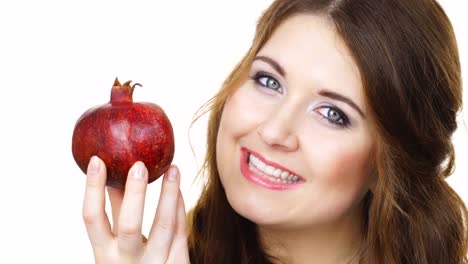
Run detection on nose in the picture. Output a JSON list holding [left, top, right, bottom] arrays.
[[256, 109, 299, 151]]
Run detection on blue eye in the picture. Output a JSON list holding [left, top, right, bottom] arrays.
[[316, 106, 351, 128], [249, 71, 283, 93]]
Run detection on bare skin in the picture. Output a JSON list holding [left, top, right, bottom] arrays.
[[83, 13, 374, 264], [216, 14, 374, 264], [82, 156, 190, 264]]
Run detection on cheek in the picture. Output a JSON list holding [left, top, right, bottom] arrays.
[[217, 85, 271, 140], [302, 120, 374, 188], [303, 138, 373, 213], [216, 86, 257, 171], [327, 148, 372, 190]]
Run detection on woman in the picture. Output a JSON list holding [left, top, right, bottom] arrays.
[[82, 0, 468, 263]]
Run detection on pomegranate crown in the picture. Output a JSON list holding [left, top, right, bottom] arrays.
[[110, 77, 142, 104]]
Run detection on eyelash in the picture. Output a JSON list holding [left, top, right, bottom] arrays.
[[249, 71, 351, 128], [249, 71, 284, 93], [316, 106, 351, 128]]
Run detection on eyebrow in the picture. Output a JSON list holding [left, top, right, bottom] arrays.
[[254, 56, 286, 77], [253, 55, 365, 118]]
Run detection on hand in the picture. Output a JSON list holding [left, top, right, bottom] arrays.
[[82, 156, 190, 264]]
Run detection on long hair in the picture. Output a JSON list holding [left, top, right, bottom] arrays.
[[187, 1, 468, 263]]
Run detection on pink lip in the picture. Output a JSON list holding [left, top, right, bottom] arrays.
[[240, 147, 304, 190]]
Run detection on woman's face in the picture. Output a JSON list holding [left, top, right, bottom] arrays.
[[216, 14, 375, 230]]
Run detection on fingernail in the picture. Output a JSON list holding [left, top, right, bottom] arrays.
[[166, 166, 178, 182], [132, 162, 145, 180], [88, 156, 100, 176]]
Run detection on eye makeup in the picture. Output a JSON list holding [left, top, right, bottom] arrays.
[[249, 70, 284, 94]]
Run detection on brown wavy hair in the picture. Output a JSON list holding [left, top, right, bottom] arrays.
[[187, 0, 468, 263]]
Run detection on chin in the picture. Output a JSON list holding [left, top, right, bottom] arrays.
[[224, 186, 288, 225], [235, 205, 305, 231]]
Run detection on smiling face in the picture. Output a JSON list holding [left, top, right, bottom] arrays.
[[216, 14, 375, 230]]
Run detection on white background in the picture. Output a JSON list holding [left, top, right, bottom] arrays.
[[0, 1, 465, 263]]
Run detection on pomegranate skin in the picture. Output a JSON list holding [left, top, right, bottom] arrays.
[[72, 79, 175, 189]]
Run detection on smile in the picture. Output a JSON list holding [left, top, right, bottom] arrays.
[[249, 153, 300, 183], [240, 147, 304, 190]]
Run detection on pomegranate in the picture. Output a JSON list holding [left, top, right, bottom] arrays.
[[72, 78, 175, 189]]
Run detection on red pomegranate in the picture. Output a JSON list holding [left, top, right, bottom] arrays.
[[72, 78, 175, 188]]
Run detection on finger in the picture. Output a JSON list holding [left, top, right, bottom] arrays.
[[82, 156, 113, 248], [173, 189, 188, 243], [106, 186, 124, 234], [117, 161, 148, 256], [165, 189, 190, 263], [145, 166, 180, 262]]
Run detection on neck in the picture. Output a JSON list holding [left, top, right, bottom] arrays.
[[258, 205, 365, 264]]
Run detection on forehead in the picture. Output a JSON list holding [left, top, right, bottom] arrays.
[[256, 14, 365, 111]]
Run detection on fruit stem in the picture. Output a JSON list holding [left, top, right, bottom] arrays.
[[110, 78, 142, 104]]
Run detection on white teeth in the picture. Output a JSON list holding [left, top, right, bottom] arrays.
[[273, 168, 282, 177], [248, 153, 299, 184], [265, 166, 275, 175]]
